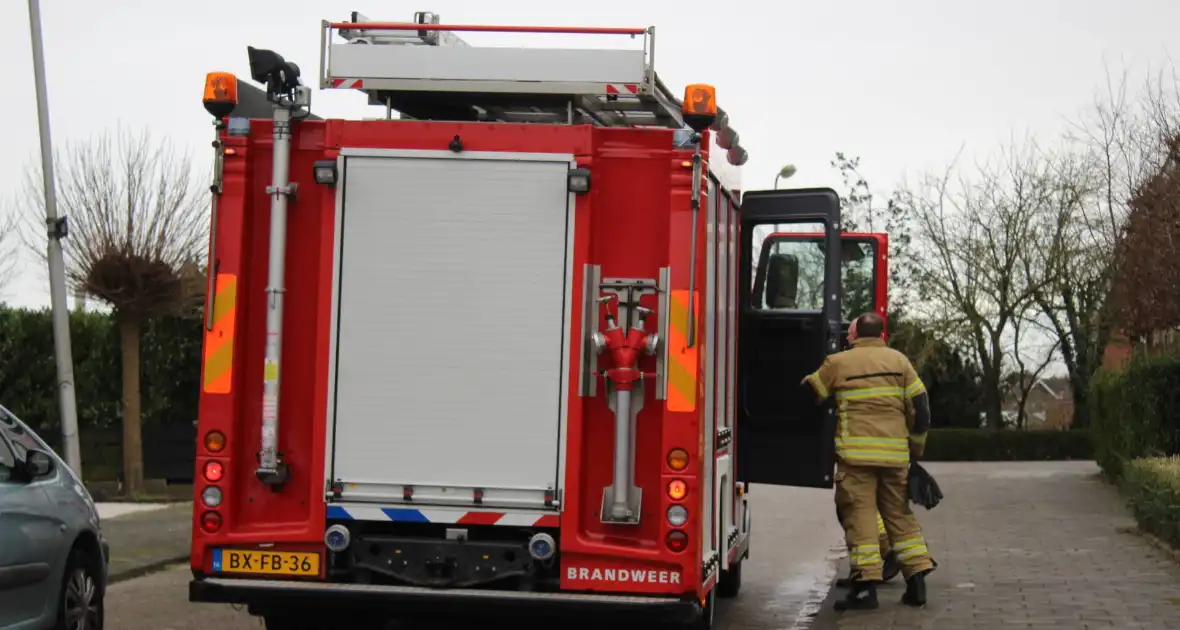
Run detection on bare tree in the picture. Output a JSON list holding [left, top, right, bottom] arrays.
[[1023, 65, 1180, 427], [897, 138, 1057, 429], [1004, 315, 1061, 430], [21, 126, 208, 496], [0, 203, 18, 294], [831, 152, 919, 315]]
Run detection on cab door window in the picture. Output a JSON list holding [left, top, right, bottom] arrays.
[[751, 233, 876, 321]]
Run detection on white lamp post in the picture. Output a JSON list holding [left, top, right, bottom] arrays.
[[774, 164, 797, 189]]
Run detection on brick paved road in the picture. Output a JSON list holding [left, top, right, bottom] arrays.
[[105, 462, 1177, 629], [812, 461, 1180, 630], [104, 485, 845, 629]]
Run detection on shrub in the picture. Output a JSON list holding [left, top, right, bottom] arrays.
[[921, 427, 1094, 461], [0, 306, 201, 462], [1120, 456, 1180, 551], [1090, 353, 1180, 478]]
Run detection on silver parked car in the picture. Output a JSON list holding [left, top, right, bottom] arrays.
[[0, 404, 108, 630]]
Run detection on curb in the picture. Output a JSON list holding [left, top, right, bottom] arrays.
[[793, 546, 848, 630], [1119, 525, 1180, 565], [108, 555, 191, 585], [808, 558, 847, 629]]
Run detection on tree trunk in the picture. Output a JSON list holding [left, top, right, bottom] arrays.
[[1070, 377, 1092, 429], [984, 392, 1005, 429], [119, 311, 145, 497], [981, 370, 1005, 430]]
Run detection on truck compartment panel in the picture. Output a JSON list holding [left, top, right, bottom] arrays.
[[328, 149, 573, 506]]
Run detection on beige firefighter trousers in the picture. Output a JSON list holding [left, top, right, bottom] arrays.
[[835, 462, 935, 581], [834, 484, 891, 557]]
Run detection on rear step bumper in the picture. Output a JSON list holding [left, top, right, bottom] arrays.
[[190, 577, 701, 621]]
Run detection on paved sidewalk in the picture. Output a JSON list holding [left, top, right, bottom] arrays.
[[812, 461, 1180, 629], [101, 502, 192, 582]]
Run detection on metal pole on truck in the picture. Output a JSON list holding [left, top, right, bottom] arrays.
[[27, 0, 83, 476]]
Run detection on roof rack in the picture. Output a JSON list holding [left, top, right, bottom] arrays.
[[318, 11, 719, 129]]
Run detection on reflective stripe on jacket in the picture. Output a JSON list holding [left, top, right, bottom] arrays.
[[802, 337, 930, 467]]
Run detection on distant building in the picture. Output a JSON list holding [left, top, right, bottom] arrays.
[[1103, 329, 1134, 371], [980, 376, 1072, 429]]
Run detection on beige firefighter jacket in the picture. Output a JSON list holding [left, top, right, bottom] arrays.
[[802, 337, 929, 468]]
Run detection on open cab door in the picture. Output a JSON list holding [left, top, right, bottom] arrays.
[[737, 188, 844, 489], [767, 231, 890, 347]]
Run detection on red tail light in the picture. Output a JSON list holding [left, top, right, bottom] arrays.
[[201, 510, 223, 533], [203, 460, 224, 483], [666, 530, 688, 552]]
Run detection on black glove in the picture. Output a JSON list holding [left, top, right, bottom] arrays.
[[907, 462, 943, 510]]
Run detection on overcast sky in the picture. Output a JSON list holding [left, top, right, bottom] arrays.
[[1, 0, 1177, 309]]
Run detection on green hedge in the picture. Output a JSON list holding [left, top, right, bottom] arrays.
[[1091, 353, 1180, 478], [921, 428, 1094, 461], [1120, 456, 1180, 550], [0, 306, 202, 450]]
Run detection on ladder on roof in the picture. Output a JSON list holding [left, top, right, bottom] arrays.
[[317, 11, 726, 129]]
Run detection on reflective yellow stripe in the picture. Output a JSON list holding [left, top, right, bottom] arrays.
[[894, 537, 929, 561], [836, 386, 905, 401], [876, 513, 887, 536], [909, 431, 928, 445], [836, 435, 911, 464], [837, 448, 911, 465], [804, 372, 828, 398], [897, 547, 928, 561], [838, 449, 910, 460], [836, 436, 909, 451], [202, 274, 237, 394], [666, 290, 698, 412], [905, 379, 926, 398], [850, 544, 882, 568]]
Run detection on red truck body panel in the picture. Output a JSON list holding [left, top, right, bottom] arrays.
[[192, 118, 727, 597]]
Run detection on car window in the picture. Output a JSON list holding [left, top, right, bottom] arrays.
[[0, 406, 51, 461], [0, 435, 14, 483]]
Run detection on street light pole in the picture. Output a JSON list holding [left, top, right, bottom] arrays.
[[27, 0, 82, 476], [774, 164, 798, 189]]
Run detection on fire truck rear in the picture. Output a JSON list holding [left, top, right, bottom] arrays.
[[188, 11, 862, 629]]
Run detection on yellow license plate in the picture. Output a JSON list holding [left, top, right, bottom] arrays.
[[212, 548, 321, 576]]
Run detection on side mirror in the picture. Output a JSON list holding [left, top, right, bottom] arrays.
[[24, 450, 55, 479]]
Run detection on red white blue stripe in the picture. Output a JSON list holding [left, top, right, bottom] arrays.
[[327, 503, 560, 527]]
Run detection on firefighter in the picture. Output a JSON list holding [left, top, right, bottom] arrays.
[[802, 312, 935, 611], [833, 503, 900, 587]]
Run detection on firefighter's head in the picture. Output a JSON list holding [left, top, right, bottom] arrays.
[[849, 312, 885, 343]]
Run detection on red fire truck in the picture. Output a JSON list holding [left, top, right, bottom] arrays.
[[188, 11, 889, 629]]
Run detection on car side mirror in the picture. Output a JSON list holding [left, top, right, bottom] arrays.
[[24, 449, 55, 479]]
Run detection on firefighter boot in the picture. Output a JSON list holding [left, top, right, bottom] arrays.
[[901, 570, 929, 607], [837, 549, 900, 588], [881, 550, 902, 582], [833, 580, 879, 611]]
